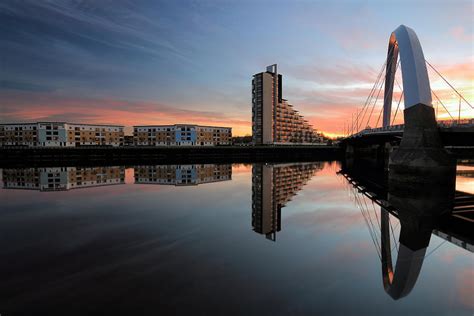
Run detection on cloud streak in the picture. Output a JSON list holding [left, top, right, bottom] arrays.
[[0, 92, 251, 135], [0, 1, 472, 137]]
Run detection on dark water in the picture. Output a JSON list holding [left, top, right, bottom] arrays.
[[0, 162, 472, 315]]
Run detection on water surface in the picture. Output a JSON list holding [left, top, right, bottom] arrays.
[[0, 162, 472, 315]]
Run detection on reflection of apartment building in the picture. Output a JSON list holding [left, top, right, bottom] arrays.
[[0, 122, 124, 147], [133, 124, 232, 146], [252, 163, 323, 241], [134, 164, 232, 186], [252, 64, 324, 145], [1, 166, 125, 191]]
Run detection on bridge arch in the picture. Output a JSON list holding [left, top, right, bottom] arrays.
[[382, 25, 432, 127]]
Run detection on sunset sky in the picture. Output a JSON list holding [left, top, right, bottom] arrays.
[[1, 0, 473, 136]]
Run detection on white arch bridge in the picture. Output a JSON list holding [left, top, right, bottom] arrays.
[[342, 25, 474, 149]]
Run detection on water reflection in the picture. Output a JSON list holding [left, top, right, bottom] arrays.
[[2, 166, 125, 191], [339, 159, 474, 300], [134, 164, 232, 186], [0, 161, 472, 313], [251, 163, 323, 241]]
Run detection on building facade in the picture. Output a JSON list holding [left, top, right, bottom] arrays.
[[251, 162, 323, 240], [252, 64, 324, 145], [134, 164, 232, 186], [133, 124, 232, 146], [0, 122, 124, 147], [2, 166, 125, 191]]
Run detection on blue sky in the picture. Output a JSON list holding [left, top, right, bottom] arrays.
[[1, 0, 472, 135]]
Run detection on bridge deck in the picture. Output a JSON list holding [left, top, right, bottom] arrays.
[[344, 119, 474, 139]]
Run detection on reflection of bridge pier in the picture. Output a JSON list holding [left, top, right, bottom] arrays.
[[381, 209, 430, 300], [340, 161, 473, 300], [251, 163, 323, 241]]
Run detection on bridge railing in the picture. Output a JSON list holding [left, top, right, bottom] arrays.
[[350, 124, 404, 138], [347, 119, 474, 139], [437, 119, 474, 127]]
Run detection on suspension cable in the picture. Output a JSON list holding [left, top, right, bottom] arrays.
[[380, 59, 401, 128], [394, 77, 403, 93], [366, 72, 386, 129], [391, 91, 404, 125], [354, 191, 382, 259], [357, 60, 388, 131], [354, 189, 381, 250], [356, 44, 396, 132], [388, 215, 399, 252], [425, 60, 473, 109], [375, 102, 384, 128], [432, 89, 454, 120], [359, 66, 384, 131], [424, 240, 447, 259]]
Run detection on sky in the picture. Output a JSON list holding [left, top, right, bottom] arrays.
[[0, 0, 473, 136]]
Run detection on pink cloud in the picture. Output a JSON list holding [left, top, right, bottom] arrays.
[[0, 91, 252, 136], [283, 58, 473, 136], [456, 268, 474, 309], [450, 26, 473, 42], [285, 63, 379, 85], [2, 57, 471, 138]]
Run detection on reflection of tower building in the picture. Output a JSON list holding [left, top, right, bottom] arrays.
[[252, 163, 323, 241], [134, 164, 232, 186], [1, 167, 125, 191]]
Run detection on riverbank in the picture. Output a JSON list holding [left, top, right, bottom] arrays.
[[0, 145, 342, 167]]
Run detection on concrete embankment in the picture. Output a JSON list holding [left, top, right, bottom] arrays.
[[0, 145, 342, 167]]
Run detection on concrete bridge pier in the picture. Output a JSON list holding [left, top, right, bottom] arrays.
[[389, 103, 456, 188], [384, 143, 394, 169], [345, 144, 354, 159]]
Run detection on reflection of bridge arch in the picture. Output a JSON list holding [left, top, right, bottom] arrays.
[[383, 25, 432, 127], [340, 169, 474, 300], [380, 210, 429, 300]]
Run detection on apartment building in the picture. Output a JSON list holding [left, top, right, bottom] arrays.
[[2, 166, 125, 191], [134, 164, 232, 186], [0, 122, 124, 147], [133, 124, 232, 146], [252, 64, 324, 145], [251, 162, 323, 241], [0, 123, 38, 147]]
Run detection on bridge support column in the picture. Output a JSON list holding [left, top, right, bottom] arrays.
[[345, 144, 354, 159], [384, 143, 393, 169], [389, 103, 455, 189]]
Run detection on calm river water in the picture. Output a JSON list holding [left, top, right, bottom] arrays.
[[0, 161, 472, 315]]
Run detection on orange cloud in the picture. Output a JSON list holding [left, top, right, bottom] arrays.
[[2, 57, 472, 139], [0, 91, 252, 136], [288, 59, 474, 137]]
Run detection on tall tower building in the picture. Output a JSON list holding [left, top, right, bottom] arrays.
[[251, 64, 323, 145], [252, 64, 280, 145]]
